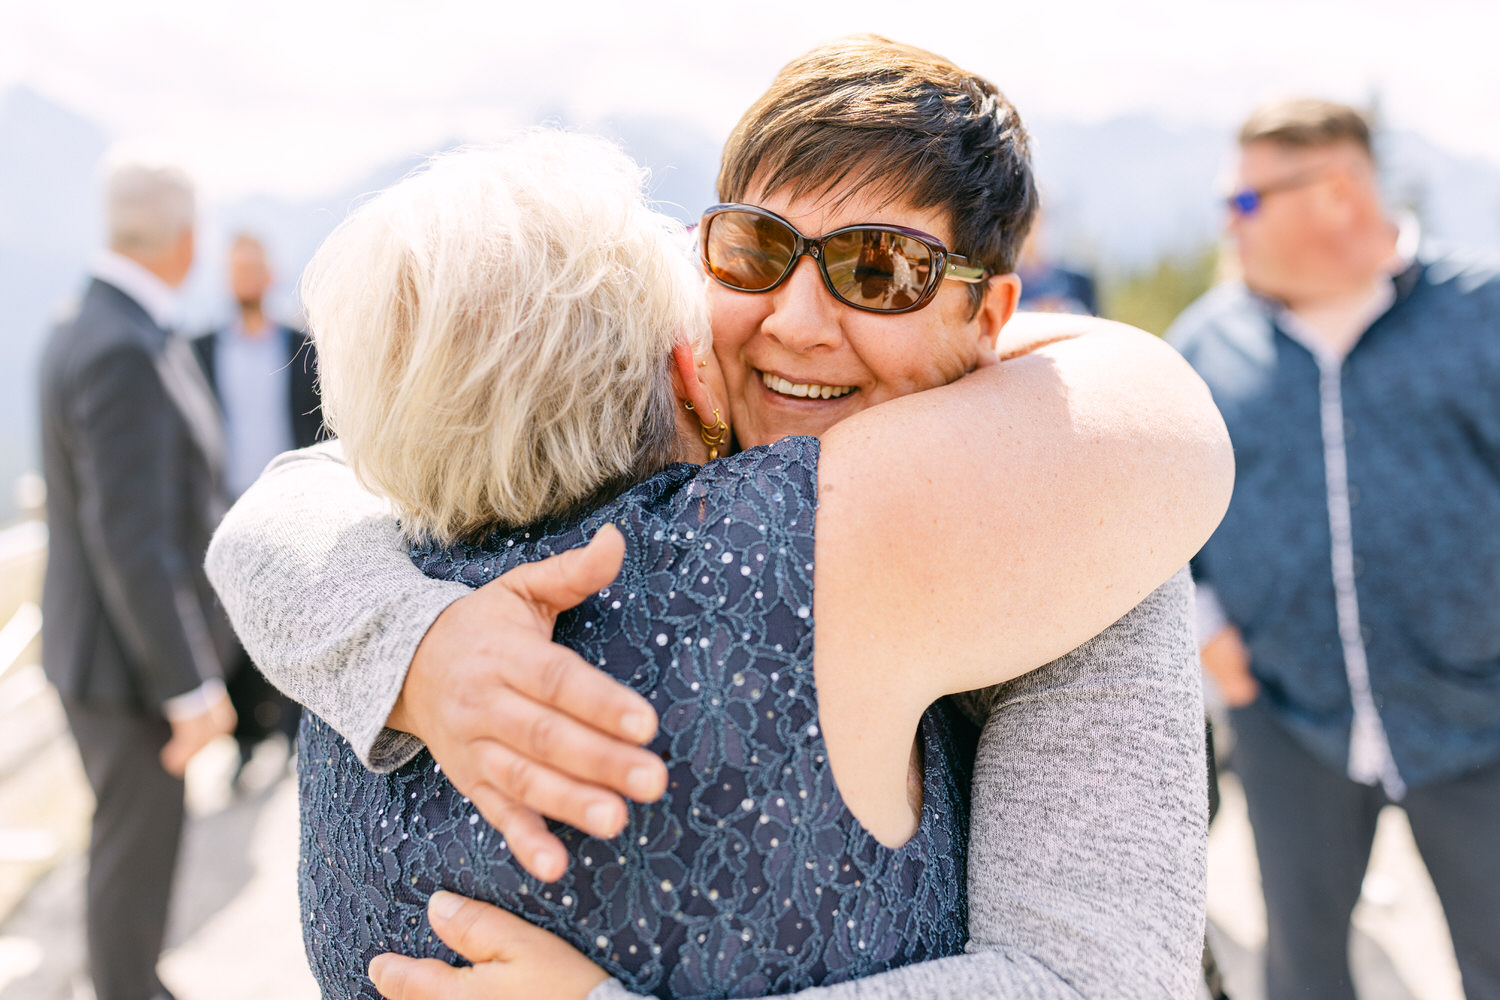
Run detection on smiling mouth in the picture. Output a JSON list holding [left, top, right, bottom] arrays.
[[761, 372, 856, 400]]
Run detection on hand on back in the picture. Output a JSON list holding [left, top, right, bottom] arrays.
[[388, 524, 669, 881], [368, 891, 607, 1000]]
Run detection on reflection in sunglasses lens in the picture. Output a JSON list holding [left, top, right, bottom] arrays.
[[707, 213, 794, 290], [826, 230, 932, 310]]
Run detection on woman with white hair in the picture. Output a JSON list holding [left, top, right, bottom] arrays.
[[284, 121, 1231, 1000]]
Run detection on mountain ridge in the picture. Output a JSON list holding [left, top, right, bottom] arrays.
[[3, 87, 1497, 520]]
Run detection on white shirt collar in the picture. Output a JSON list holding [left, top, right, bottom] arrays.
[[1278, 282, 1396, 367], [91, 250, 182, 331], [1388, 211, 1421, 273]]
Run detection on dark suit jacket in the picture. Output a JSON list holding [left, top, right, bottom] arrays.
[[39, 278, 232, 713], [190, 325, 324, 451]]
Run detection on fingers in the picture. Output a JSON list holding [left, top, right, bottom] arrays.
[[211, 693, 238, 735], [465, 526, 656, 749], [426, 891, 537, 963], [1222, 674, 1260, 708], [464, 789, 569, 881], [368, 953, 465, 1000], [159, 739, 190, 778], [463, 715, 668, 875], [466, 733, 649, 838], [160, 715, 220, 777], [501, 523, 626, 620], [1201, 625, 1257, 707], [498, 643, 659, 747], [481, 685, 667, 805], [371, 898, 609, 1000]]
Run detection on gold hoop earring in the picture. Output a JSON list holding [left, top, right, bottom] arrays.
[[699, 408, 729, 460], [684, 401, 729, 460]]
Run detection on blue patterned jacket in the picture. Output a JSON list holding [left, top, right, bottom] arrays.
[[1169, 248, 1500, 790]]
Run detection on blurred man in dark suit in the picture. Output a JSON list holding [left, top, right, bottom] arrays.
[[39, 157, 236, 1000], [192, 233, 322, 776]]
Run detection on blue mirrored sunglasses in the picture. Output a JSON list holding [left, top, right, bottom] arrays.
[[1224, 169, 1327, 217]]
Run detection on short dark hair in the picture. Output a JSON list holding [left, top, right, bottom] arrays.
[[1238, 98, 1373, 159], [718, 35, 1038, 315]]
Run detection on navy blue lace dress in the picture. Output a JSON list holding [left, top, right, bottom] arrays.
[[298, 437, 977, 999]]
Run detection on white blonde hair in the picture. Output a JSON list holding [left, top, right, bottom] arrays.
[[104, 155, 195, 255], [302, 131, 710, 544]]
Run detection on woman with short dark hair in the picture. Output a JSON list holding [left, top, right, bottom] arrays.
[[211, 36, 1231, 1000]]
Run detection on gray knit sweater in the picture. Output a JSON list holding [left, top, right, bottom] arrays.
[[205, 442, 1207, 999]]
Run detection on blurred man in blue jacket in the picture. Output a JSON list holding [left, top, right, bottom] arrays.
[[1169, 98, 1500, 1000]]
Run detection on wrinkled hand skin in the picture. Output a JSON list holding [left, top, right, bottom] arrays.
[[388, 525, 669, 881], [369, 891, 609, 1000]]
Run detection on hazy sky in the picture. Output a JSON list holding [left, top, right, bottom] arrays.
[[2, 0, 1495, 202]]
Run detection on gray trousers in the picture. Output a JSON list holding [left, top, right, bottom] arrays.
[[62, 700, 184, 1000], [1230, 700, 1500, 1000]]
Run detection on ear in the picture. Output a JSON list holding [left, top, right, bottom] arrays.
[[975, 273, 1022, 351], [671, 338, 732, 463], [670, 339, 714, 414]]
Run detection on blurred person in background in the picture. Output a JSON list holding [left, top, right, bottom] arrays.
[[1015, 203, 1098, 315], [1169, 98, 1500, 1000], [192, 232, 322, 782], [38, 156, 237, 1000]]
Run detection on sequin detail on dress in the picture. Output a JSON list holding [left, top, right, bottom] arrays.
[[298, 437, 975, 999]]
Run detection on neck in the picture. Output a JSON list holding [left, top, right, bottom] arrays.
[[673, 423, 708, 465], [1283, 274, 1384, 316], [238, 304, 269, 336], [117, 248, 184, 289], [1285, 273, 1393, 361]]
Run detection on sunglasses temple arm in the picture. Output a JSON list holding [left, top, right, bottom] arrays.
[[944, 259, 988, 283]]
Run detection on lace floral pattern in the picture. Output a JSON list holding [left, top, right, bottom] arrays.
[[298, 437, 976, 999]]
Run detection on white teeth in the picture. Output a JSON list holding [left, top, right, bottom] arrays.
[[762, 372, 855, 400]]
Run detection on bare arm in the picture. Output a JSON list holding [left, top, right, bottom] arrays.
[[815, 318, 1234, 705], [754, 572, 1207, 999]]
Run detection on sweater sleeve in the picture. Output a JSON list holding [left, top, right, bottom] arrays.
[[204, 440, 469, 771], [587, 568, 1208, 1000]]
